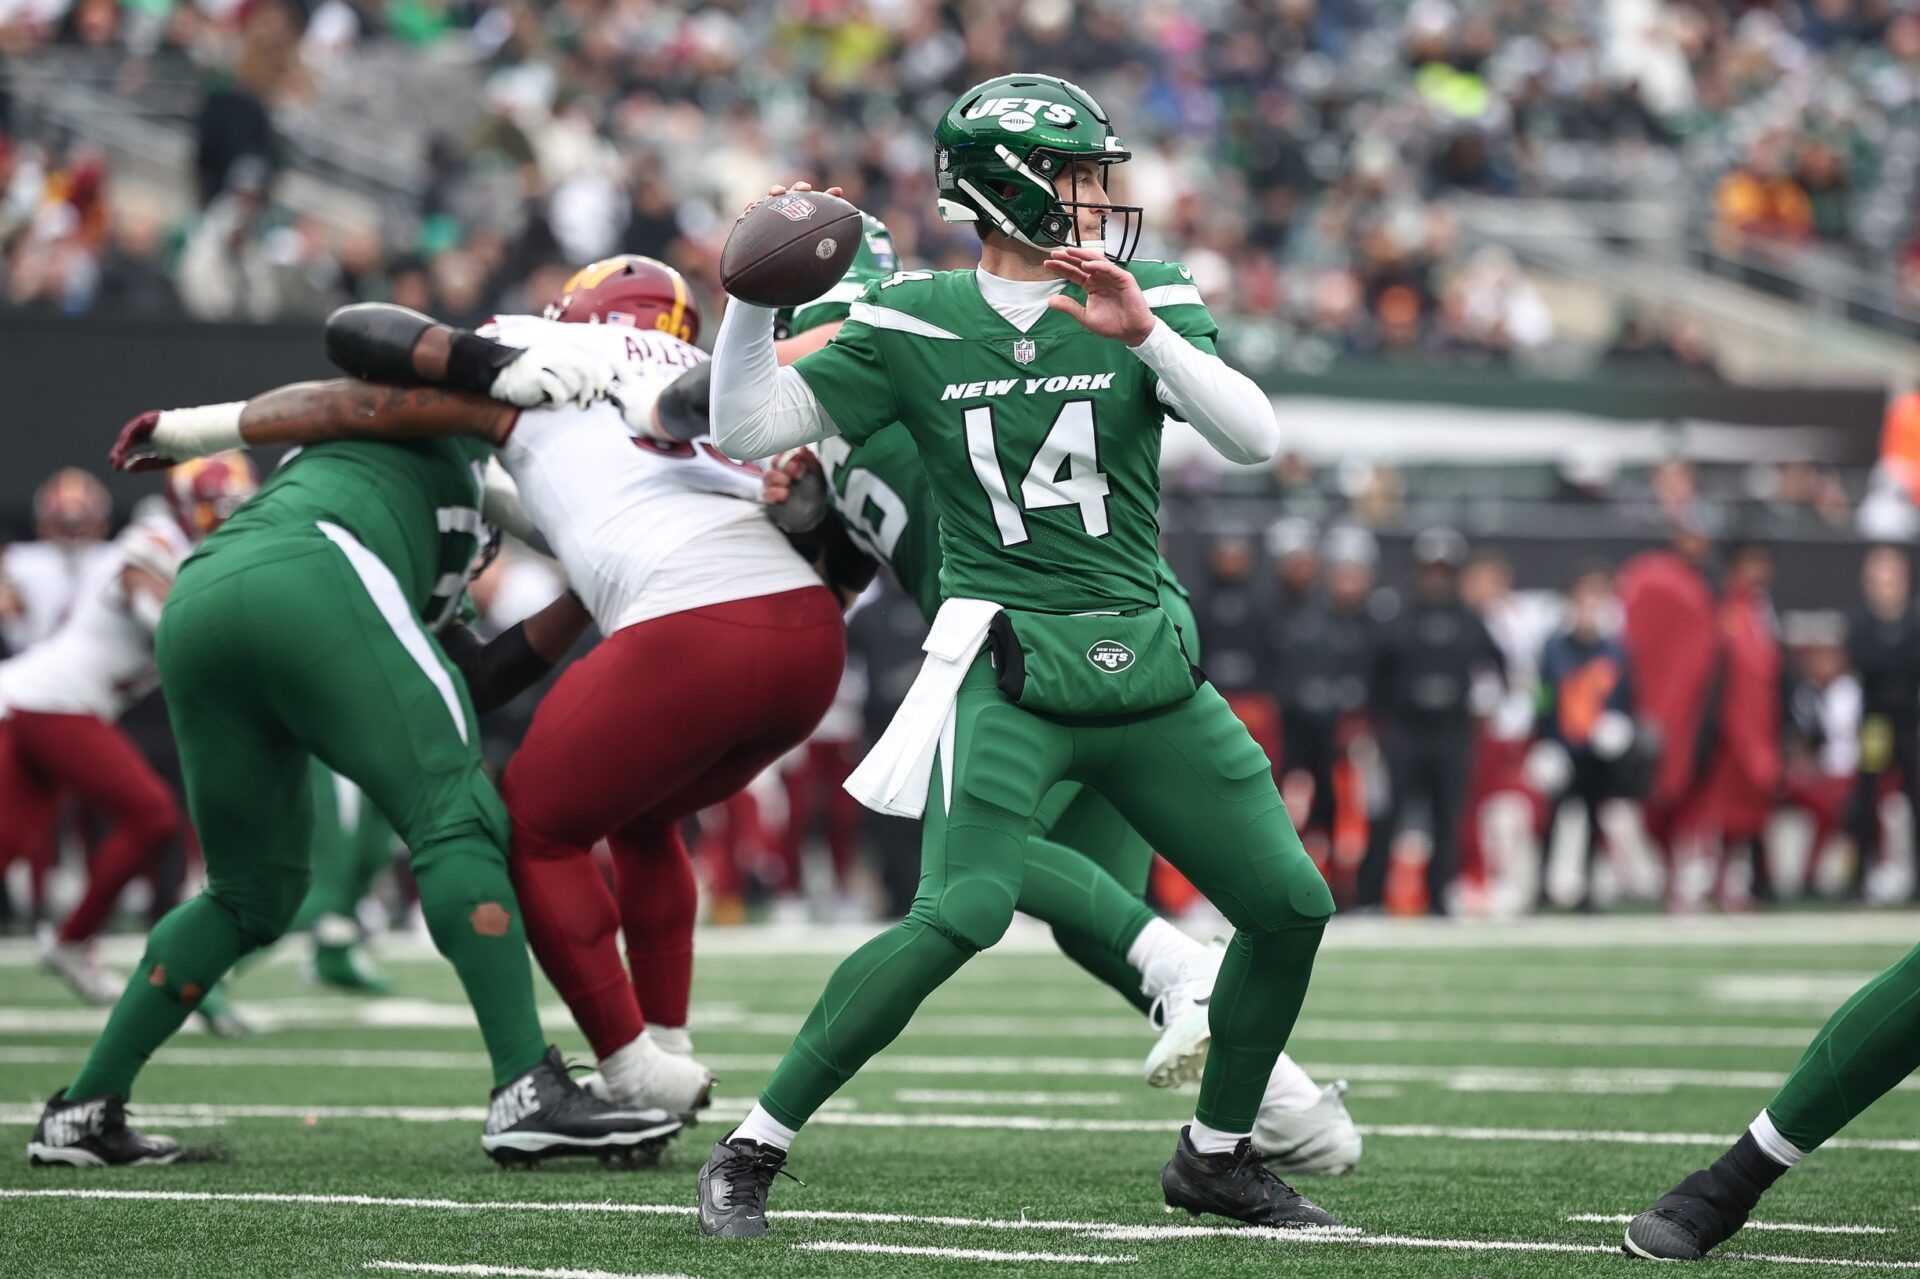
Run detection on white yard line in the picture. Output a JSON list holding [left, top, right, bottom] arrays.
[[1568, 1214, 1891, 1235], [792, 1242, 1136, 1264], [6, 1042, 1913, 1099], [1, 1106, 1914, 1153], [7, 1190, 1915, 1271], [893, 1090, 1127, 1107], [366, 1265, 691, 1279]]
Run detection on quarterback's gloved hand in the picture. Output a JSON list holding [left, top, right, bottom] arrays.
[[488, 343, 619, 410]]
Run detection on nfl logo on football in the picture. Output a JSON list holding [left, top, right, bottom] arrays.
[[1013, 338, 1036, 365]]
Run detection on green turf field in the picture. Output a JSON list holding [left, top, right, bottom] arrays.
[[2, 913, 1917, 1279]]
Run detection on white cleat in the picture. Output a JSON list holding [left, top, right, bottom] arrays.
[[40, 940, 124, 1006], [597, 1029, 715, 1121], [1141, 941, 1223, 1089], [1254, 1080, 1362, 1175]]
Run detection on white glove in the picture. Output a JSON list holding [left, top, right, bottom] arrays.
[[488, 343, 619, 409], [1590, 710, 1635, 761], [1523, 740, 1573, 795]]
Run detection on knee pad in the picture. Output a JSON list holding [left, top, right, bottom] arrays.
[[206, 871, 311, 950], [410, 766, 512, 874], [929, 874, 1019, 952]]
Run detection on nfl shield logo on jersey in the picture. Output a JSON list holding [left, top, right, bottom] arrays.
[[1013, 338, 1037, 365]]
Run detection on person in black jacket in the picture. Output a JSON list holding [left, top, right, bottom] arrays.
[[1843, 544, 1920, 901], [1357, 527, 1506, 914]]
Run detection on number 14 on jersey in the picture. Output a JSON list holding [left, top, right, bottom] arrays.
[[964, 400, 1111, 547]]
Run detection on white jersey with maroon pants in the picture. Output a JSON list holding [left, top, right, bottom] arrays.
[[482, 316, 845, 1109], [0, 518, 188, 961]]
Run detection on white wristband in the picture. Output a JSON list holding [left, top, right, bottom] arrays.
[[151, 402, 247, 459]]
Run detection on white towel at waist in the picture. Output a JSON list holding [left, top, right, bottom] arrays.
[[844, 597, 1000, 819]]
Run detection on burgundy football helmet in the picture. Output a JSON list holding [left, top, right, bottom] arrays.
[[544, 254, 699, 344]]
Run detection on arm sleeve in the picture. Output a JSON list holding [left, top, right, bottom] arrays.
[[1131, 318, 1280, 465], [438, 621, 553, 715], [709, 300, 841, 460]]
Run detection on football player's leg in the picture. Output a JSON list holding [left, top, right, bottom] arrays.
[[66, 575, 312, 1104], [744, 678, 1069, 1145], [1021, 784, 1158, 1014], [267, 534, 544, 1087], [296, 764, 394, 992], [1096, 685, 1333, 1143], [1627, 939, 1920, 1260], [0, 720, 62, 919], [36, 717, 181, 946]]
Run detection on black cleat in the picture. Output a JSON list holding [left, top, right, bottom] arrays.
[[481, 1046, 682, 1168], [696, 1136, 801, 1238], [1161, 1126, 1341, 1228], [27, 1090, 181, 1168], [1624, 1168, 1750, 1261]]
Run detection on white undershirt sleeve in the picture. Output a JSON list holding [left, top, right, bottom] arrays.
[[710, 301, 840, 461], [1130, 319, 1280, 465]]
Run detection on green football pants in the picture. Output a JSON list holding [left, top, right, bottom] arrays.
[[68, 527, 546, 1100], [1765, 938, 1920, 1152], [292, 761, 396, 934], [1016, 783, 1158, 1015], [761, 655, 1332, 1133]]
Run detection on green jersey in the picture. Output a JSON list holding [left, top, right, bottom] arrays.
[[792, 261, 1216, 615], [191, 437, 493, 631]]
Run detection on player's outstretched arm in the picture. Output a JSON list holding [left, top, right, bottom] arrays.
[[1045, 246, 1280, 465], [110, 380, 517, 471], [325, 303, 614, 410]]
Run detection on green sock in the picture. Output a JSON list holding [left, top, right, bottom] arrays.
[[1766, 939, 1920, 1152], [68, 895, 248, 1100], [760, 918, 972, 1129], [1016, 835, 1156, 1015], [1194, 923, 1325, 1132], [411, 843, 548, 1087]]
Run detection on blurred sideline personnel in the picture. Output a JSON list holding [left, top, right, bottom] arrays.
[[37, 327, 679, 1168], [761, 212, 1359, 1176], [123, 254, 851, 1127], [1358, 527, 1505, 915], [1, 457, 255, 1033], [1, 468, 114, 655], [1700, 540, 1783, 906], [1275, 526, 1379, 870], [1842, 545, 1920, 900], [1527, 564, 1635, 912]]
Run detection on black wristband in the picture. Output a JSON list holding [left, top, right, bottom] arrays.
[[325, 303, 434, 382], [445, 330, 522, 397], [441, 620, 553, 714], [819, 513, 879, 597]]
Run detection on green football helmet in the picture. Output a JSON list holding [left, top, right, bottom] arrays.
[[934, 73, 1142, 263]]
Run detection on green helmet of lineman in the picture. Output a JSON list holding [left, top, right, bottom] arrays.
[[933, 73, 1142, 263]]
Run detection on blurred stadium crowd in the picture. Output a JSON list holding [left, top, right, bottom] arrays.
[[2, 0, 1917, 365], [8, 460, 1920, 935]]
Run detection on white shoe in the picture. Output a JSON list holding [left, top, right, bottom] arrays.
[[598, 1030, 715, 1120], [1254, 1080, 1362, 1175], [40, 940, 123, 1006], [1141, 941, 1223, 1089]]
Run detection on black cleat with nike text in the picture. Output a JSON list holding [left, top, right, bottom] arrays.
[[482, 1046, 683, 1168], [27, 1090, 182, 1168], [697, 1136, 801, 1237], [1624, 1168, 1751, 1260], [1161, 1125, 1341, 1228]]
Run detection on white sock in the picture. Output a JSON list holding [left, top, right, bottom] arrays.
[[732, 1102, 798, 1152], [1263, 1053, 1323, 1112], [1186, 1118, 1247, 1155], [646, 1025, 693, 1056], [1128, 918, 1201, 998], [1749, 1109, 1805, 1168]]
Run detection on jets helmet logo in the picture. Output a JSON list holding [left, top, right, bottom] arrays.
[[1087, 640, 1135, 673], [1013, 338, 1036, 365], [963, 97, 1079, 128]]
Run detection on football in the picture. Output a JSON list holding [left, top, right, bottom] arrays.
[[719, 190, 864, 307]]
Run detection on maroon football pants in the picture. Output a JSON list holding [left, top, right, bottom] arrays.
[[0, 710, 179, 944], [503, 587, 845, 1059]]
